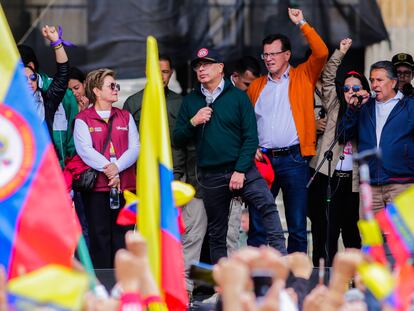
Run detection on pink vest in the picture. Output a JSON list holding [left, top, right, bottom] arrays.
[[76, 107, 136, 192]]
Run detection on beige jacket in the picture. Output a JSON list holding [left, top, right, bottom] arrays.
[[309, 49, 359, 192]]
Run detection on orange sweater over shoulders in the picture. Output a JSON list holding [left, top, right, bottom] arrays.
[[247, 23, 328, 157]]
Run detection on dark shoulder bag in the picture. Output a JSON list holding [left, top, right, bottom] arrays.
[[73, 118, 114, 192]]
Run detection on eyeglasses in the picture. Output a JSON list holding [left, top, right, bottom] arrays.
[[260, 50, 286, 60], [343, 85, 361, 93], [193, 62, 216, 72], [397, 70, 412, 78], [106, 83, 120, 91], [25, 73, 37, 82]]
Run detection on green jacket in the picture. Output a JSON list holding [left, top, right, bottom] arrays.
[[40, 72, 78, 168], [173, 79, 258, 173], [123, 88, 182, 138], [123, 88, 201, 195]]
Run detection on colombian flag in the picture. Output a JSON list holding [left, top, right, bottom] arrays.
[[137, 36, 188, 310], [376, 186, 414, 266], [358, 219, 386, 265], [0, 6, 81, 279]]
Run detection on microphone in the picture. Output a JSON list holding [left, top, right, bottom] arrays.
[[202, 95, 213, 136], [351, 94, 362, 104], [353, 91, 376, 104], [205, 95, 213, 107], [318, 107, 326, 119]]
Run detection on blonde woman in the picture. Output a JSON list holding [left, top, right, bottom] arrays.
[[73, 68, 139, 268]]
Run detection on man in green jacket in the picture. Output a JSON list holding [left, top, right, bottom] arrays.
[[173, 48, 287, 264]]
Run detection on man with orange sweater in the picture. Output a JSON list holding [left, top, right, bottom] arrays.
[[247, 8, 328, 253]]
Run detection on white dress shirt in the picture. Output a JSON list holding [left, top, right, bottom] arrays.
[[201, 78, 225, 102], [255, 66, 299, 148], [375, 91, 403, 147]]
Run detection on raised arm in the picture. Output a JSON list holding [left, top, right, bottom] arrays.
[[288, 7, 306, 26], [289, 8, 329, 84], [42, 25, 69, 111], [321, 38, 352, 113], [43, 25, 68, 64]]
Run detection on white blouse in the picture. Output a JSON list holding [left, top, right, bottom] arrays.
[[74, 110, 139, 172]]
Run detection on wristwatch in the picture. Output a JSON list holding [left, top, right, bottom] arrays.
[[296, 19, 307, 27]]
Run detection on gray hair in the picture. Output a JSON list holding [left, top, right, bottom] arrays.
[[370, 61, 398, 80]]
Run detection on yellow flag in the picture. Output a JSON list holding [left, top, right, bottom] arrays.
[[8, 264, 88, 310], [358, 219, 383, 245], [394, 185, 414, 233], [137, 36, 168, 287], [358, 262, 394, 300], [136, 36, 190, 310]]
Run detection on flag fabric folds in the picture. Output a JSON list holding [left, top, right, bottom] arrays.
[[357, 219, 386, 265], [117, 190, 139, 226], [376, 186, 414, 265], [358, 262, 395, 301], [7, 264, 88, 310], [393, 262, 414, 311], [137, 36, 188, 310], [117, 184, 193, 233], [0, 5, 81, 279]]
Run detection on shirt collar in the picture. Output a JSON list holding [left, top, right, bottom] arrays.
[[37, 74, 44, 89], [376, 90, 403, 105], [395, 90, 404, 100], [230, 75, 236, 86], [201, 78, 225, 96], [267, 65, 290, 82]]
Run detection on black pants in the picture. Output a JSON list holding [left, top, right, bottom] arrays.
[[201, 166, 287, 264], [81, 191, 134, 268], [73, 191, 89, 247], [308, 169, 361, 266]]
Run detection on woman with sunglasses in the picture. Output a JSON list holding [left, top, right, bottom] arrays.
[[73, 68, 139, 268], [309, 38, 366, 266], [23, 25, 69, 140]]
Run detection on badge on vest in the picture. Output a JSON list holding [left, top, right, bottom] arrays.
[[89, 127, 102, 132], [116, 126, 128, 131]]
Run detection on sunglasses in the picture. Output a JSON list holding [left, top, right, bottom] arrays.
[[106, 82, 120, 91], [26, 73, 37, 82], [343, 85, 361, 93]]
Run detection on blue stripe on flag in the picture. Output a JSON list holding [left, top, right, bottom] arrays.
[[159, 163, 180, 240], [125, 203, 137, 213], [387, 203, 414, 251], [8, 293, 70, 311]]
